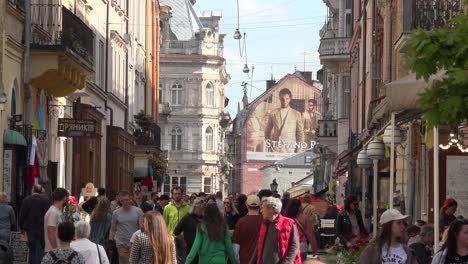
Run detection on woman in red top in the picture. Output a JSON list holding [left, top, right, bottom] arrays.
[[284, 198, 318, 260]]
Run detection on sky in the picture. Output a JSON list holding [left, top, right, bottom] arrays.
[[194, 0, 328, 116]]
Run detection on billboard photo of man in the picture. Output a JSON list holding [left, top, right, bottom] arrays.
[[264, 88, 304, 153], [303, 99, 318, 148]]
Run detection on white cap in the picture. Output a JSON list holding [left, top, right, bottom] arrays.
[[379, 209, 409, 225]]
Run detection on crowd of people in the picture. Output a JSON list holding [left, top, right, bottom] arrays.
[[0, 184, 323, 264], [1, 183, 467, 264]]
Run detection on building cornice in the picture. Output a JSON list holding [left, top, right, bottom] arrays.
[[110, 30, 128, 53]]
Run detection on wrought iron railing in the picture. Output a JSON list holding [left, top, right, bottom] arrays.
[[30, 4, 94, 65], [318, 37, 350, 57], [14, 125, 47, 141], [413, 0, 464, 30], [8, 0, 25, 10]]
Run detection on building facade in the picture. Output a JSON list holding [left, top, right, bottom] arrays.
[[158, 0, 230, 195], [1, 0, 161, 205]]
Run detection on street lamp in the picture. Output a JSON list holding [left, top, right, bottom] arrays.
[[270, 179, 278, 192], [357, 149, 372, 219], [242, 63, 250, 73], [367, 138, 385, 238], [383, 113, 401, 209], [233, 28, 242, 40]]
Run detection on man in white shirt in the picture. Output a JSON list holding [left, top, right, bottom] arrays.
[[44, 188, 69, 252], [71, 220, 109, 264]]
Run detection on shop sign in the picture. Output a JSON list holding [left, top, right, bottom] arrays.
[[3, 150, 12, 201], [58, 118, 96, 137]]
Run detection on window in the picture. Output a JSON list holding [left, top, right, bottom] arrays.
[[171, 127, 182, 151], [159, 84, 163, 104], [206, 82, 214, 106], [163, 175, 187, 194], [171, 82, 183, 105], [342, 76, 351, 118], [205, 127, 213, 151], [99, 41, 105, 89], [203, 177, 212, 194]]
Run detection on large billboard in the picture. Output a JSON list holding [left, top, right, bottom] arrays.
[[245, 79, 320, 161]]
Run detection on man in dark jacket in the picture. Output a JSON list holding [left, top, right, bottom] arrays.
[[409, 225, 434, 264], [19, 184, 50, 264], [335, 195, 367, 249]]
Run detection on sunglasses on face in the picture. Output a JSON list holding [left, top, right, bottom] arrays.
[[224, 202, 230, 205]]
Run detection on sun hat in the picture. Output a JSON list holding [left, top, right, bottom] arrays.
[[246, 195, 261, 207], [379, 209, 409, 225]]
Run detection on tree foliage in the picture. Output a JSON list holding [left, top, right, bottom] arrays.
[[405, 6, 468, 127]]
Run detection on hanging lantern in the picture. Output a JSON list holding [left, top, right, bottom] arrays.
[[383, 126, 402, 146], [357, 149, 372, 168], [367, 139, 385, 160], [243, 64, 250, 73], [233, 29, 242, 40]]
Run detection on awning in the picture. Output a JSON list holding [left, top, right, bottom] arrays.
[[3, 129, 28, 146], [373, 70, 446, 121]]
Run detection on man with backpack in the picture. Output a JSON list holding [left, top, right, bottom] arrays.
[[41, 222, 85, 264]]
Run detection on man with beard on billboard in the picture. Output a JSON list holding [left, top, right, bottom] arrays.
[[303, 98, 318, 148], [264, 88, 304, 153]]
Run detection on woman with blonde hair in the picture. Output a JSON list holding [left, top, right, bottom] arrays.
[[130, 211, 176, 264], [89, 198, 112, 244], [223, 198, 240, 230]]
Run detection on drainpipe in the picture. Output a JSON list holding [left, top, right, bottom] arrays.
[[361, 0, 367, 131], [24, 0, 33, 126], [124, 0, 129, 131], [385, 1, 392, 82], [406, 123, 415, 223]]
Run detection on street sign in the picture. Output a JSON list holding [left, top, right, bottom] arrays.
[[58, 118, 97, 137]]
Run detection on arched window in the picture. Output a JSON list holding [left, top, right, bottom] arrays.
[[171, 127, 182, 151], [171, 81, 183, 105], [206, 82, 214, 106], [11, 89, 16, 116], [205, 126, 213, 151]]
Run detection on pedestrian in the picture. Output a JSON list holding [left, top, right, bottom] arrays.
[[336, 195, 367, 249], [44, 188, 69, 252], [19, 184, 50, 264], [41, 222, 85, 264], [281, 192, 291, 214], [130, 211, 177, 264], [133, 191, 153, 213], [409, 224, 434, 264], [236, 194, 248, 217], [109, 190, 144, 264], [89, 198, 112, 244], [232, 194, 263, 264], [215, 191, 224, 213], [301, 194, 318, 226], [185, 202, 236, 264], [224, 197, 240, 230], [406, 224, 421, 244], [432, 218, 468, 264], [189, 193, 198, 204], [0, 192, 16, 243], [71, 220, 110, 264], [174, 197, 206, 264], [110, 193, 121, 212], [81, 187, 107, 215], [154, 194, 169, 214], [251, 196, 301, 264], [284, 198, 318, 260], [440, 198, 458, 231], [163, 186, 190, 235], [359, 209, 418, 264]]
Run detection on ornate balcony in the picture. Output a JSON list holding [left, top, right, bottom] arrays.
[[413, 0, 464, 30], [318, 37, 350, 65], [30, 4, 94, 97], [397, 0, 464, 52]]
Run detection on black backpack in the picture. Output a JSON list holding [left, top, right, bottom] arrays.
[[49, 251, 78, 264], [0, 241, 13, 264]]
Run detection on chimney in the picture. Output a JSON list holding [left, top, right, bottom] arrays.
[[266, 80, 276, 91], [301, 71, 312, 83]]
